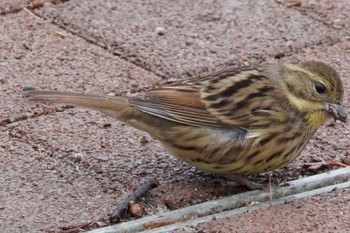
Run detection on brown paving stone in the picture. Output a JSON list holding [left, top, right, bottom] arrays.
[[0, 10, 242, 233], [0, 0, 29, 14], [278, 0, 350, 30], [1, 2, 350, 233], [34, 0, 342, 79], [0, 10, 165, 232], [0, 9, 161, 122], [0, 130, 122, 232], [173, 189, 350, 233], [0, 0, 44, 15]]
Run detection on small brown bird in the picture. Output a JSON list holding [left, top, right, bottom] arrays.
[[24, 61, 347, 189]]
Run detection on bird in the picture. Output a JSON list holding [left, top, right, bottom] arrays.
[[23, 61, 347, 189]]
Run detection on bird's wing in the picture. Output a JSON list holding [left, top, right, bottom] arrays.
[[197, 67, 283, 127], [128, 84, 223, 128], [128, 66, 283, 129]]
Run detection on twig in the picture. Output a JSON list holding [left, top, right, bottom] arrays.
[[99, 28, 111, 51], [23, 7, 41, 20], [49, 219, 106, 233], [110, 177, 159, 223], [55, 31, 67, 38], [303, 161, 349, 170]]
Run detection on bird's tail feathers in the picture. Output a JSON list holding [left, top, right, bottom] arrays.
[[23, 87, 129, 118]]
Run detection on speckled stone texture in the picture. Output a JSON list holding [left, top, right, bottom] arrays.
[[34, 0, 342, 79], [278, 0, 350, 30], [173, 189, 350, 233], [0, 0, 349, 232], [0, 0, 43, 14]]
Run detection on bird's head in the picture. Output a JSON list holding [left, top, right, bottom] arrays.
[[281, 61, 346, 129]]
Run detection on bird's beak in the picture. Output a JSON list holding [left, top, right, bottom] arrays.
[[326, 103, 347, 123]]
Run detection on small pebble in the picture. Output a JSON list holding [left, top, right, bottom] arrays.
[[185, 40, 192, 46], [155, 27, 166, 36], [140, 136, 149, 145], [129, 201, 143, 218], [43, 2, 53, 7], [113, 50, 123, 57]]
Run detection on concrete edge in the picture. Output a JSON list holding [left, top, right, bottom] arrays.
[[88, 166, 350, 233]]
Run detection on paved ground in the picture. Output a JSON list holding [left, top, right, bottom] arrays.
[[173, 189, 350, 233], [0, 0, 349, 232]]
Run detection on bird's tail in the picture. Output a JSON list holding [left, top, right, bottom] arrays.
[[23, 87, 129, 119]]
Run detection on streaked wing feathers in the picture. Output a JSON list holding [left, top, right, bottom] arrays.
[[199, 68, 281, 127], [127, 85, 223, 128], [128, 66, 282, 129]]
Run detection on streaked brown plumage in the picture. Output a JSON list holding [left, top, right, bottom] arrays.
[[23, 61, 347, 188]]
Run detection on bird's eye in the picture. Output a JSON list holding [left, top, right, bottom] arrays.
[[314, 82, 326, 94]]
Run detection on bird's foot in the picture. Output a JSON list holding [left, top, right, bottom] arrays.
[[218, 174, 267, 190]]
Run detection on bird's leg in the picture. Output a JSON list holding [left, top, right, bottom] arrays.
[[220, 174, 266, 190]]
